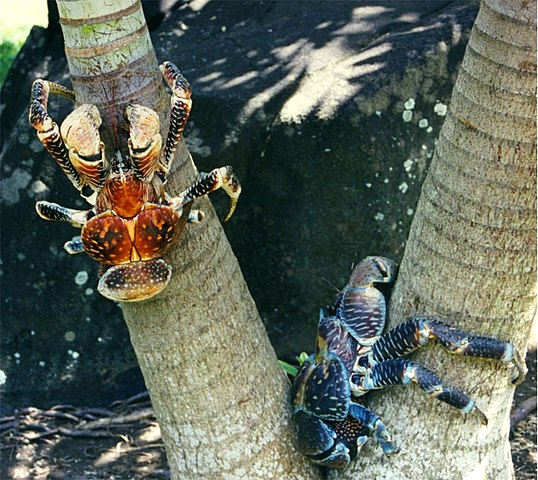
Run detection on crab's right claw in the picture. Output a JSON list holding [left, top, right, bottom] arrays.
[[98, 259, 173, 302]]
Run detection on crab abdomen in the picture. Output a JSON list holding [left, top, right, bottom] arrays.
[[82, 212, 132, 264], [81, 204, 182, 265]]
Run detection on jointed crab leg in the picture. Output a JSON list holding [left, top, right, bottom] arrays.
[[347, 403, 397, 455], [371, 318, 527, 384], [352, 358, 488, 425], [170, 166, 241, 222], [29, 80, 83, 191], [159, 61, 192, 176], [36, 201, 93, 228], [64, 236, 85, 254]]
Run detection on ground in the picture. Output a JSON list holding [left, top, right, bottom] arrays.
[[1, 351, 536, 480]]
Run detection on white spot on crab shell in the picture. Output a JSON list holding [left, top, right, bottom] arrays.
[[85, 288, 93, 296], [71, 351, 80, 359], [399, 182, 409, 194], [0, 370, 6, 386], [65, 331, 76, 342], [374, 212, 385, 221], [17, 252, 26, 261], [434, 102, 448, 116], [403, 159, 414, 172], [75, 271, 89, 286], [365, 183, 372, 188], [418, 119, 429, 128], [38, 361, 46, 367], [426, 126, 433, 133], [404, 98, 415, 110], [14, 352, 21, 359], [407, 208, 414, 216], [402, 110, 413, 122]]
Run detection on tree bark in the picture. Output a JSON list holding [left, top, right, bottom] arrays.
[[56, 1, 317, 478], [343, 0, 536, 479]]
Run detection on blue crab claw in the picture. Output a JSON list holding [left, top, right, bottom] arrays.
[[291, 353, 351, 421], [294, 411, 336, 457], [98, 258, 173, 302], [293, 410, 371, 469]]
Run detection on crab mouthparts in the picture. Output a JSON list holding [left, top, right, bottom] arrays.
[[98, 258, 173, 302]]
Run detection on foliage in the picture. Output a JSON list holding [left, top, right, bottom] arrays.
[[0, 0, 47, 85]]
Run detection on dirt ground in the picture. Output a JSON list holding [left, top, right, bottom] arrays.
[[1, 352, 536, 480]]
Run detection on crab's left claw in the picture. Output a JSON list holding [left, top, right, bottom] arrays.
[[98, 259, 173, 302]]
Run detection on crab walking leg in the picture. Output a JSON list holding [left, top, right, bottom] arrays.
[[64, 236, 85, 254], [371, 318, 526, 384], [36, 201, 93, 228], [348, 403, 398, 454], [170, 166, 241, 222], [353, 358, 488, 425], [159, 61, 192, 175], [29, 80, 82, 191]]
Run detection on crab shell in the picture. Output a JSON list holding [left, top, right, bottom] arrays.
[[81, 175, 191, 302]]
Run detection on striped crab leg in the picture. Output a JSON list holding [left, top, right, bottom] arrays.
[[29, 80, 83, 191], [168, 166, 242, 222], [159, 61, 192, 177]]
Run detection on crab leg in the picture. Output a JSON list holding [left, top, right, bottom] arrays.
[[371, 318, 526, 384], [169, 166, 241, 222], [353, 358, 488, 425], [36, 201, 93, 228], [348, 403, 397, 455], [159, 62, 192, 176], [64, 236, 85, 254], [29, 80, 83, 191]]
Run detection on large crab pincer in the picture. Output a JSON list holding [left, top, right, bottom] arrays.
[[29, 62, 241, 302], [290, 256, 526, 469]]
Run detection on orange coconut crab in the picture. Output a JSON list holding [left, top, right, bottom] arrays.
[[29, 62, 241, 302]]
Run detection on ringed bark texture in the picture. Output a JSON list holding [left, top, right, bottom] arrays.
[[344, 1, 536, 479], [57, 1, 317, 478], [57, 0, 167, 153]]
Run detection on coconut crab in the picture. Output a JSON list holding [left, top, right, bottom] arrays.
[[290, 256, 526, 469], [29, 62, 240, 302]]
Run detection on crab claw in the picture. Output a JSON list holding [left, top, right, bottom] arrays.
[[98, 259, 173, 302]]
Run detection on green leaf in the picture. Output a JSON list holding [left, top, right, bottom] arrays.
[[278, 360, 299, 377], [297, 352, 309, 365]]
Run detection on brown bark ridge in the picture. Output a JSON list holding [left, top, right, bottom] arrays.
[[343, 0, 536, 479], [56, 0, 317, 478]]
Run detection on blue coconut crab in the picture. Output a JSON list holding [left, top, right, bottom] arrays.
[[29, 62, 240, 302], [290, 256, 526, 469]]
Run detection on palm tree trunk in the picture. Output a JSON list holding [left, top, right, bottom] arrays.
[[343, 0, 536, 479], [56, 1, 317, 478]]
